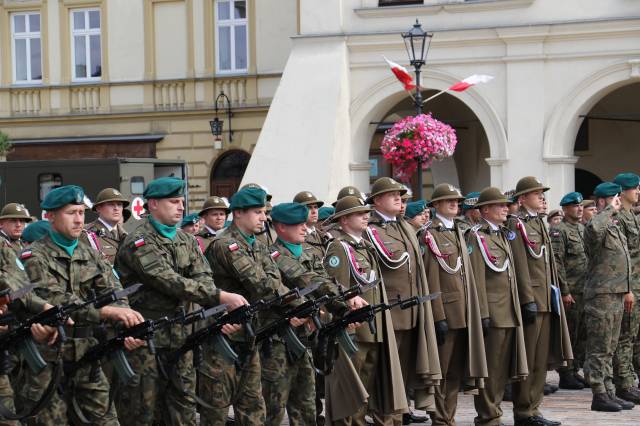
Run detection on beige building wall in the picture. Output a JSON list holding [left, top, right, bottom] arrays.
[[0, 0, 296, 211]]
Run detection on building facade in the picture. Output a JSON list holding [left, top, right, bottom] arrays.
[[243, 0, 640, 206], [0, 0, 296, 210]]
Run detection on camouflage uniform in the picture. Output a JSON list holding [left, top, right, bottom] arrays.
[[0, 247, 48, 426], [550, 220, 588, 374], [80, 219, 128, 264], [196, 226, 218, 252], [20, 235, 128, 425], [583, 205, 631, 395], [114, 220, 221, 425], [267, 238, 347, 426], [203, 223, 296, 425], [613, 207, 640, 390], [0, 232, 26, 257]]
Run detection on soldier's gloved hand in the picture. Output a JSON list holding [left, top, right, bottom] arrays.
[[435, 320, 448, 346], [481, 318, 491, 337], [521, 302, 537, 324]]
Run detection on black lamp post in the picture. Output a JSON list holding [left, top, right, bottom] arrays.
[[402, 19, 433, 198], [209, 91, 233, 148]]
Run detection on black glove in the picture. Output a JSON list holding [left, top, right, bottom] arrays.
[[481, 318, 491, 337], [435, 320, 448, 346], [521, 302, 538, 325]]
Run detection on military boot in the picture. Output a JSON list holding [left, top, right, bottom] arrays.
[[616, 386, 640, 404], [575, 373, 590, 388], [558, 372, 584, 390], [591, 392, 622, 412], [609, 392, 634, 410]]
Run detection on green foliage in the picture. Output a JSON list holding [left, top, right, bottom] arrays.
[[0, 131, 13, 156]]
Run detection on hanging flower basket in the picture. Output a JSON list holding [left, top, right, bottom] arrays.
[[380, 113, 457, 182]]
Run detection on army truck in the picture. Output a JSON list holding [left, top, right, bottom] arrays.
[[0, 158, 187, 228]]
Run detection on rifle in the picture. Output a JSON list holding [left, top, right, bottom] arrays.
[[70, 304, 228, 384], [164, 282, 321, 366], [0, 283, 143, 375], [315, 292, 440, 374], [0, 283, 38, 306], [0, 283, 38, 375]]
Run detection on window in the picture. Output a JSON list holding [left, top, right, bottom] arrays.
[[38, 173, 63, 202], [71, 9, 102, 81], [11, 13, 42, 83], [215, 0, 248, 74], [130, 176, 145, 195]]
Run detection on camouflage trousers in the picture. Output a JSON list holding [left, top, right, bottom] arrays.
[[260, 341, 316, 426], [197, 342, 265, 426], [558, 292, 586, 374], [613, 290, 640, 390], [0, 375, 17, 426], [584, 293, 624, 394], [116, 348, 196, 426], [20, 361, 118, 425]]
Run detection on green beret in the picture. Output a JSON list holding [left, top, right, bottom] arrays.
[[594, 182, 622, 198], [405, 200, 427, 219], [22, 220, 51, 243], [143, 177, 186, 200], [613, 173, 640, 190], [180, 213, 200, 228], [462, 192, 480, 210], [41, 185, 85, 210], [271, 202, 309, 225], [229, 187, 267, 210], [560, 191, 583, 206], [318, 206, 335, 222]]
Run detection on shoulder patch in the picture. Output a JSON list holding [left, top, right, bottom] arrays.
[[20, 250, 32, 260], [134, 237, 145, 248], [270, 250, 280, 259], [228, 242, 239, 252], [15, 257, 25, 271], [550, 229, 561, 237], [467, 245, 473, 254], [328, 255, 340, 268], [506, 230, 516, 241]]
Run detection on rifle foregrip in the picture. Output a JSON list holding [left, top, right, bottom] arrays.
[[19, 337, 47, 375], [282, 325, 306, 359], [312, 314, 323, 332], [111, 349, 136, 384], [244, 321, 255, 338], [336, 329, 359, 357], [212, 334, 239, 363], [367, 319, 376, 335]]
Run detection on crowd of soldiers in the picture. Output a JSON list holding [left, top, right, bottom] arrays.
[[0, 171, 637, 426]]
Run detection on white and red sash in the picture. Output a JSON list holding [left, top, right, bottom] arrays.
[[423, 230, 462, 275], [473, 227, 510, 273], [515, 217, 546, 260], [339, 240, 377, 285], [365, 225, 410, 270]]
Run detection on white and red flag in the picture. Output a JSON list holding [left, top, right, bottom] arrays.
[[383, 56, 416, 91], [448, 74, 494, 92], [422, 74, 494, 104]]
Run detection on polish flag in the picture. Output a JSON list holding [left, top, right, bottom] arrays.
[[383, 57, 416, 91], [448, 74, 494, 92]]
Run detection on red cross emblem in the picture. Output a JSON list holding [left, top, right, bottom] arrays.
[[131, 197, 146, 220]]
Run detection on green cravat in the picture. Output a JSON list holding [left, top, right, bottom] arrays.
[[49, 231, 78, 257], [238, 228, 256, 246], [278, 238, 303, 259], [149, 216, 177, 240]]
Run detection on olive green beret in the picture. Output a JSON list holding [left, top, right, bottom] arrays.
[[613, 173, 640, 190], [241, 183, 272, 201], [143, 177, 186, 200], [271, 202, 309, 225], [22, 220, 51, 243], [93, 188, 129, 210], [405, 200, 427, 219], [318, 206, 335, 222], [594, 182, 621, 198], [229, 187, 267, 210], [293, 191, 324, 208], [462, 192, 480, 210], [514, 176, 550, 198], [41, 185, 85, 210], [560, 192, 583, 206], [180, 213, 200, 228], [199, 196, 230, 215], [0, 203, 32, 221]]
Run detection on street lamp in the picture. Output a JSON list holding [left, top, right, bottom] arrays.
[[402, 19, 433, 197], [209, 91, 233, 149]]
